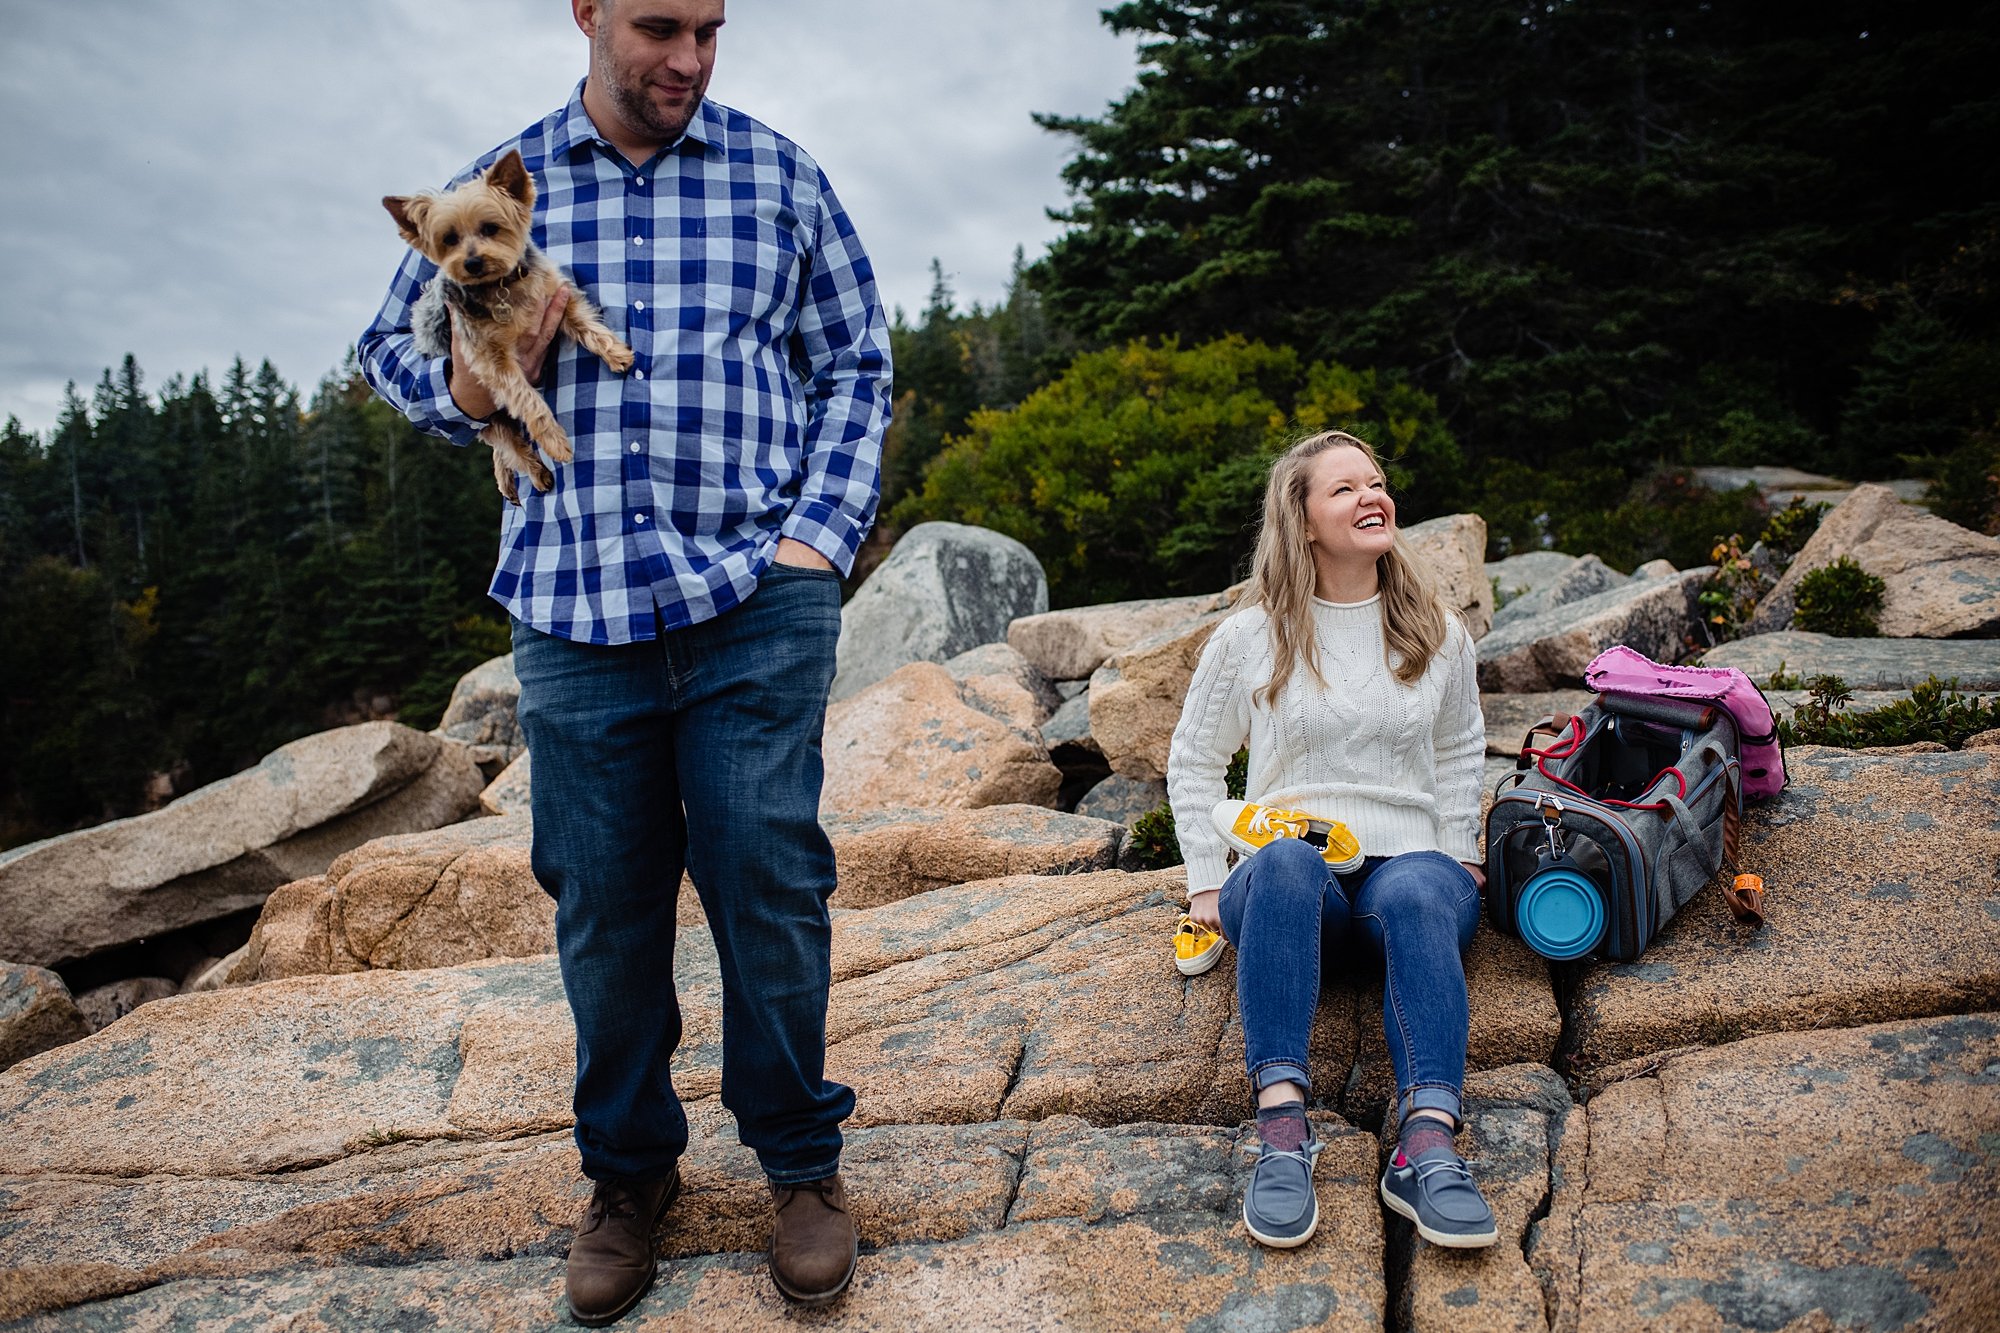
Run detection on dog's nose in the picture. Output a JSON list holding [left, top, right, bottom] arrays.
[[463, 255, 487, 276]]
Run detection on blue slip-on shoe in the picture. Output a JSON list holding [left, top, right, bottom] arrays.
[[1379, 1144, 1498, 1248], [1243, 1128, 1324, 1248]]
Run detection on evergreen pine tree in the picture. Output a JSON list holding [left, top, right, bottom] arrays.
[[1037, 1, 2000, 477]]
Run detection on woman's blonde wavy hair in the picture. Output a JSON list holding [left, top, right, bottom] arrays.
[[1246, 430, 1449, 707]]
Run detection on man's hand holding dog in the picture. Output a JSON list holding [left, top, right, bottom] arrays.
[[446, 287, 570, 420]]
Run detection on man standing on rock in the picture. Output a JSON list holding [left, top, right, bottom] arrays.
[[359, 0, 889, 1321]]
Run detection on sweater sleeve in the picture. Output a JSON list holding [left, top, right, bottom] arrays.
[[1166, 613, 1256, 897], [1430, 618, 1486, 864]]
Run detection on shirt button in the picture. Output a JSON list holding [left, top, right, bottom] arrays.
[[634, 176, 646, 186], [633, 299, 645, 311], [632, 235, 644, 247], [633, 368, 645, 380], [630, 441, 641, 453], [635, 513, 648, 524]]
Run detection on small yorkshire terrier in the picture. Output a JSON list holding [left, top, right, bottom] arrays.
[[384, 149, 634, 502]]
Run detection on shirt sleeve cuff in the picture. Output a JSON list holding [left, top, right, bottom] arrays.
[[780, 501, 868, 576], [426, 358, 489, 447], [1182, 849, 1230, 898]]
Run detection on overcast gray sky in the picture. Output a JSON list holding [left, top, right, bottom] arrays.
[[0, 1, 1138, 435]]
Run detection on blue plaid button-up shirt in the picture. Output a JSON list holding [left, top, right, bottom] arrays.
[[360, 86, 891, 644]]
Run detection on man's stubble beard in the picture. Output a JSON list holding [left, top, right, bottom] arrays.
[[597, 47, 703, 145]]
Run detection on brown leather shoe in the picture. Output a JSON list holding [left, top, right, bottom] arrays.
[[768, 1173, 857, 1305], [565, 1167, 680, 1327]]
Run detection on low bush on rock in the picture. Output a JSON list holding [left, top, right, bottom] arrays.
[[1793, 556, 1887, 636], [1780, 674, 2000, 750], [1764, 659, 1806, 690], [1760, 496, 1832, 559], [1125, 749, 1247, 871], [1698, 498, 1830, 644], [1698, 534, 1765, 640], [1124, 805, 1182, 871]]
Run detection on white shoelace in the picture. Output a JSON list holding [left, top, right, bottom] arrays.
[[1413, 1155, 1475, 1185], [1246, 807, 1295, 838]]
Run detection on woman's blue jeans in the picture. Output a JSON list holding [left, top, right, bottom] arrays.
[[1217, 838, 1482, 1127], [511, 563, 854, 1186]]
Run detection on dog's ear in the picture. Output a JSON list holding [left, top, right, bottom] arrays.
[[486, 150, 535, 209], [383, 194, 428, 245]]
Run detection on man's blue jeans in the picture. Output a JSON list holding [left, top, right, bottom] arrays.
[[511, 563, 854, 1186], [1216, 839, 1482, 1127]]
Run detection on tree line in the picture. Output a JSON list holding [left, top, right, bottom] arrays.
[[8, 1, 1997, 846], [0, 357, 508, 848], [895, 0, 2000, 594]]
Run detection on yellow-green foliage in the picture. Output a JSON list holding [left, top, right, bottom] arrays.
[[1759, 496, 1830, 559], [892, 336, 1459, 607]]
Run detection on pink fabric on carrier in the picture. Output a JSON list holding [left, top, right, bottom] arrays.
[[1582, 644, 1788, 801]]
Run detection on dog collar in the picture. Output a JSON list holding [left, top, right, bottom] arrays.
[[445, 261, 535, 321]]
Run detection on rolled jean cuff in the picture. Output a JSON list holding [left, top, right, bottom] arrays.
[[765, 1158, 842, 1188], [1398, 1084, 1462, 1130], [1251, 1061, 1311, 1097]]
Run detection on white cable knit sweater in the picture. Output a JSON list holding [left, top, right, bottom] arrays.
[[1167, 595, 1486, 896]]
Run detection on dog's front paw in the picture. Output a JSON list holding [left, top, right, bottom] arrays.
[[539, 425, 574, 464], [602, 340, 635, 374], [527, 456, 556, 492]]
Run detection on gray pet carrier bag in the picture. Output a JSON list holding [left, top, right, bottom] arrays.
[[1484, 691, 1761, 963]]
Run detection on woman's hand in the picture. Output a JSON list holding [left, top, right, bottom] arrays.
[[1188, 888, 1222, 930], [1461, 861, 1487, 891]]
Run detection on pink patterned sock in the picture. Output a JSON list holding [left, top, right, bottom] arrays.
[[1397, 1116, 1455, 1165], [1256, 1101, 1310, 1153]]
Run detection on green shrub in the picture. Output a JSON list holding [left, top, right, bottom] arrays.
[[1779, 675, 2000, 750], [1124, 804, 1183, 871], [1780, 673, 1854, 744], [1697, 534, 1763, 642], [892, 337, 1460, 607], [1924, 428, 2000, 536], [1758, 497, 1831, 560], [1122, 748, 1248, 872], [1764, 660, 1805, 691], [1792, 557, 1886, 636], [1475, 460, 1767, 571]]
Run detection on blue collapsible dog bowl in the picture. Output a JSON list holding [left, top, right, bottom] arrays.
[[1515, 866, 1606, 960]]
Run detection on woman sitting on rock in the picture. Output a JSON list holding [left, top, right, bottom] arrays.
[[1166, 429, 1494, 1250]]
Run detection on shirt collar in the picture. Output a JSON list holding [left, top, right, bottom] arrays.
[[551, 79, 722, 164]]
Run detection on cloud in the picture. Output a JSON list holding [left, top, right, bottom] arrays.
[[0, 0, 1136, 434]]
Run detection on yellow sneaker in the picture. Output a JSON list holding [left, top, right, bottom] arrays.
[[1174, 914, 1227, 976], [1211, 800, 1365, 874]]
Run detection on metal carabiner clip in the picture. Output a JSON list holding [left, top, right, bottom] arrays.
[[1533, 792, 1567, 858]]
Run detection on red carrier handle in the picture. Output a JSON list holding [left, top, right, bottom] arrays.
[[1517, 713, 1686, 814]]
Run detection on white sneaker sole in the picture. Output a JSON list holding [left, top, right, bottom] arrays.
[[1244, 1139, 1323, 1249], [1379, 1176, 1499, 1248], [1243, 1194, 1319, 1249], [1175, 940, 1226, 976]]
